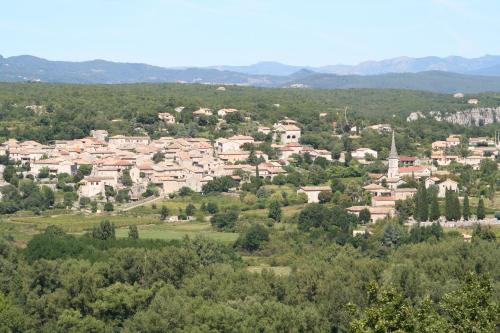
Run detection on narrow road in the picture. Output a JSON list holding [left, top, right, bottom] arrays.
[[119, 195, 165, 212]]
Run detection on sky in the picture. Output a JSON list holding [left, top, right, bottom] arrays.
[[1, 0, 500, 67]]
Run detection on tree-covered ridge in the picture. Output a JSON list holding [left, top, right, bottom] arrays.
[[0, 82, 499, 142]]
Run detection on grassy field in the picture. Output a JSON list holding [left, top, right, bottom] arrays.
[[115, 221, 239, 244]]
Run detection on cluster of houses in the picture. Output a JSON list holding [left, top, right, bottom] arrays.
[[299, 132, 464, 224], [1, 111, 498, 224], [431, 135, 498, 168], [0, 117, 331, 202], [0, 131, 290, 200]]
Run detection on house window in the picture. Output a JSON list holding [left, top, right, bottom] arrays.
[[292, 135, 296, 139], [287, 135, 291, 139]]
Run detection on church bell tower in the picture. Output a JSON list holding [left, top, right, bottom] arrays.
[[388, 131, 399, 178]]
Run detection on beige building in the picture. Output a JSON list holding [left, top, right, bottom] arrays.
[[297, 186, 331, 203]]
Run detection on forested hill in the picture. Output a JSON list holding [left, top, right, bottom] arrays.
[[4, 55, 500, 93]]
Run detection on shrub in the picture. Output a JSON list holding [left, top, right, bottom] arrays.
[[92, 220, 116, 240], [103, 202, 114, 212], [211, 210, 239, 231], [235, 224, 269, 252]]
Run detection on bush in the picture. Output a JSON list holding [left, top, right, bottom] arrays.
[[185, 203, 196, 216], [179, 186, 194, 197], [211, 210, 239, 231], [268, 200, 282, 222], [318, 190, 332, 204], [206, 202, 219, 214], [103, 202, 114, 212], [235, 224, 269, 252], [92, 220, 116, 240], [359, 208, 371, 224], [160, 206, 170, 220], [128, 225, 139, 239]]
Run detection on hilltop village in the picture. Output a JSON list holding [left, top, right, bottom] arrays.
[[0, 106, 498, 227]]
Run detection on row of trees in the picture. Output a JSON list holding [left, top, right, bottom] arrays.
[[413, 183, 487, 222]]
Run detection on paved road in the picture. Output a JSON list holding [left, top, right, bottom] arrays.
[[119, 195, 164, 212]]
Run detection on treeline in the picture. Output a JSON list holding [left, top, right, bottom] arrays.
[[0, 82, 498, 143]]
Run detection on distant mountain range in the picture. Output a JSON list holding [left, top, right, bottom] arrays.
[[3, 54, 500, 93], [212, 55, 500, 76]]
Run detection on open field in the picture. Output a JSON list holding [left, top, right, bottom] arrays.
[[115, 221, 239, 244]]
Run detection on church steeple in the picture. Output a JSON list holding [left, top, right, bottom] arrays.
[[387, 131, 399, 179], [389, 130, 398, 159]]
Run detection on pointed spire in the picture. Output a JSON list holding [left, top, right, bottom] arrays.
[[389, 130, 398, 159]]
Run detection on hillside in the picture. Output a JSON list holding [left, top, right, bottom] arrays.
[[4, 55, 500, 93], [212, 55, 500, 75], [286, 71, 500, 93]]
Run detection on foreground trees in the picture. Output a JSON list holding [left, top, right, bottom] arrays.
[[0, 216, 498, 332], [350, 273, 499, 333]]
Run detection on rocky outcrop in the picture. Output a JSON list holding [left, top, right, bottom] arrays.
[[407, 107, 500, 126], [443, 107, 500, 126]]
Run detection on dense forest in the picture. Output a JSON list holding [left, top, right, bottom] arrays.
[[0, 221, 498, 332], [0, 82, 499, 143]]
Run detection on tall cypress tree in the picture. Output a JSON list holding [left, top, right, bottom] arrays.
[[453, 193, 461, 221], [462, 192, 470, 220], [444, 189, 452, 221], [420, 182, 428, 221], [429, 193, 440, 221], [476, 198, 486, 220], [415, 182, 428, 221]]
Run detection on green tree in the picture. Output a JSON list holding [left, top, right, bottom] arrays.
[[415, 182, 428, 221], [211, 210, 238, 231], [121, 169, 133, 187], [235, 224, 270, 252], [37, 166, 50, 178], [318, 190, 332, 204], [268, 200, 282, 222], [92, 220, 116, 240], [445, 189, 453, 221], [205, 202, 219, 214], [152, 152, 165, 163], [472, 224, 496, 242], [185, 203, 196, 216], [462, 192, 470, 220], [103, 201, 114, 212], [160, 206, 170, 220], [79, 196, 91, 209], [90, 200, 98, 213], [476, 198, 486, 220], [429, 193, 440, 221], [441, 273, 499, 333], [41, 185, 55, 208], [128, 225, 139, 239], [358, 208, 371, 224]]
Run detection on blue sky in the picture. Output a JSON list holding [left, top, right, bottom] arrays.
[[1, 0, 500, 67]]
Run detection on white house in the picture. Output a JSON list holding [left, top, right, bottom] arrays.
[[297, 186, 331, 203], [273, 124, 301, 144], [193, 108, 213, 117], [437, 179, 459, 198], [351, 148, 378, 161], [158, 113, 176, 124], [217, 108, 238, 117]]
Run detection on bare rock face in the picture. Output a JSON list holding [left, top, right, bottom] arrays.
[[443, 107, 500, 126], [407, 107, 500, 126]]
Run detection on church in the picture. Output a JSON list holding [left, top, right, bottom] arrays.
[[384, 131, 405, 189], [379, 131, 433, 189]]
